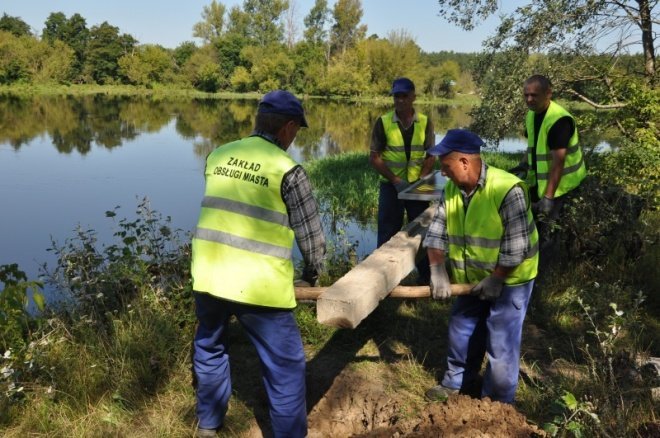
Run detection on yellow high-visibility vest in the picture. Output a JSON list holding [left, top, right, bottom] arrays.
[[445, 167, 539, 285], [381, 111, 428, 183], [191, 136, 298, 308], [526, 101, 586, 198]]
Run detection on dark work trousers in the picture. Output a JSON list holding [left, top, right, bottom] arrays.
[[192, 292, 307, 437], [377, 181, 430, 283]]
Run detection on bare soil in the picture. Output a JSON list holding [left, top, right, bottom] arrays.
[[306, 368, 546, 438]]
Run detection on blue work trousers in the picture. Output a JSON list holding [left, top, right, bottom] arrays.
[[193, 292, 307, 437], [441, 280, 534, 404], [377, 181, 430, 282]]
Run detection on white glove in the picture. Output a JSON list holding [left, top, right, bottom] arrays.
[[430, 264, 452, 300]]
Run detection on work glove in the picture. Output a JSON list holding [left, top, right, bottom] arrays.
[[300, 265, 319, 287], [507, 162, 529, 179], [430, 264, 452, 300], [471, 275, 505, 301], [394, 180, 410, 193], [532, 196, 554, 216]]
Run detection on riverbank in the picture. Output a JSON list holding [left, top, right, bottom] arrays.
[[0, 83, 481, 106], [1, 151, 658, 436]]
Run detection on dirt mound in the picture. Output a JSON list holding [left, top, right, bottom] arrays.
[[307, 369, 545, 437], [352, 395, 546, 437]]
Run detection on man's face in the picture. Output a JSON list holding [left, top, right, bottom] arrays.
[[439, 153, 465, 185], [281, 120, 301, 150], [523, 81, 552, 113], [393, 92, 415, 113]]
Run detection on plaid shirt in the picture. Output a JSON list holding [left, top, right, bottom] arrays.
[[282, 165, 326, 273], [423, 163, 530, 268]]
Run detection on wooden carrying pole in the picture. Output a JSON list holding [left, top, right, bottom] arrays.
[[295, 284, 472, 300], [314, 205, 471, 329]]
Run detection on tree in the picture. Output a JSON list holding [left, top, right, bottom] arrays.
[[360, 31, 421, 94], [284, 0, 300, 49], [182, 45, 222, 92], [173, 41, 198, 67], [84, 22, 136, 84], [0, 31, 30, 83], [435, 0, 658, 142], [193, 0, 226, 44], [330, 0, 367, 55], [43, 12, 89, 80], [243, 0, 288, 46], [118, 45, 174, 85], [240, 44, 295, 91], [303, 0, 329, 45], [0, 14, 31, 37]]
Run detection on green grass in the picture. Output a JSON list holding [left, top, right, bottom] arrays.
[[1, 151, 658, 437], [0, 84, 482, 108]]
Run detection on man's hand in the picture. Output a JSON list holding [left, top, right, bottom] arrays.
[[394, 180, 410, 193], [532, 196, 554, 216], [301, 266, 319, 287], [430, 264, 452, 300], [471, 275, 505, 301]]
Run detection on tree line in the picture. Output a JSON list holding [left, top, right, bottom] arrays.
[[0, 0, 479, 97]]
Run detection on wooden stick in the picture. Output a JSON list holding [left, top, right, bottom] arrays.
[[295, 284, 472, 300]]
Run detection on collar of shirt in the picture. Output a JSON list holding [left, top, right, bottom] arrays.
[[459, 162, 488, 203], [391, 110, 418, 125], [251, 130, 283, 148]]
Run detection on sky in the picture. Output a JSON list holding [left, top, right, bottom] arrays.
[[0, 0, 518, 53]]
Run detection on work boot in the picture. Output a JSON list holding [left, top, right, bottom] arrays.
[[196, 427, 218, 437], [425, 384, 458, 402]]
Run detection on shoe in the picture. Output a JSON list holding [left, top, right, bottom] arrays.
[[425, 384, 458, 401], [196, 427, 217, 437]]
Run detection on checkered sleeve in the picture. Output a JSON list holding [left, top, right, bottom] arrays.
[[423, 194, 448, 252], [498, 186, 530, 267], [282, 165, 326, 273]]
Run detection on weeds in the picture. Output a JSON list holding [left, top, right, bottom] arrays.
[[0, 154, 658, 436]]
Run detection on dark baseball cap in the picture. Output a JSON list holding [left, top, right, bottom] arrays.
[[258, 90, 308, 127], [428, 129, 484, 156], [390, 77, 415, 95]]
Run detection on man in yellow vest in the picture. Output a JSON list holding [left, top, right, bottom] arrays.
[[369, 77, 436, 284], [513, 75, 586, 255], [423, 129, 539, 404], [190, 90, 325, 438]]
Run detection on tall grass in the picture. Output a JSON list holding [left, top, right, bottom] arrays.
[[1, 152, 658, 437]]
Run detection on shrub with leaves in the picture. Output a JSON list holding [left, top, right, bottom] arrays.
[[43, 198, 193, 328], [0, 264, 44, 420]]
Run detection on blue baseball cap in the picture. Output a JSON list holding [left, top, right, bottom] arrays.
[[258, 90, 308, 127], [390, 77, 415, 95], [428, 129, 484, 156]]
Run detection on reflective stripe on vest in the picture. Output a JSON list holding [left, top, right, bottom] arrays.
[[191, 136, 298, 309], [526, 101, 586, 198], [446, 167, 539, 285], [381, 111, 428, 183]]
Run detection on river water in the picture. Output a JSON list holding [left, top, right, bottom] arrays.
[[0, 94, 533, 296]]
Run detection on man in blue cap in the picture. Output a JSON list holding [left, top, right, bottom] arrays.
[[422, 129, 538, 404], [369, 77, 436, 284], [190, 90, 325, 437]]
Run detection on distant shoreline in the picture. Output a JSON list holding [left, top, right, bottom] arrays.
[[0, 84, 482, 106]]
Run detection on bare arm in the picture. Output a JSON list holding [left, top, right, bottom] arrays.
[[369, 150, 402, 184], [545, 148, 567, 198], [427, 247, 445, 266], [420, 154, 436, 178]]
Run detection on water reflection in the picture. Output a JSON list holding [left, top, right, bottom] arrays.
[[0, 95, 483, 158], [0, 94, 613, 294]]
